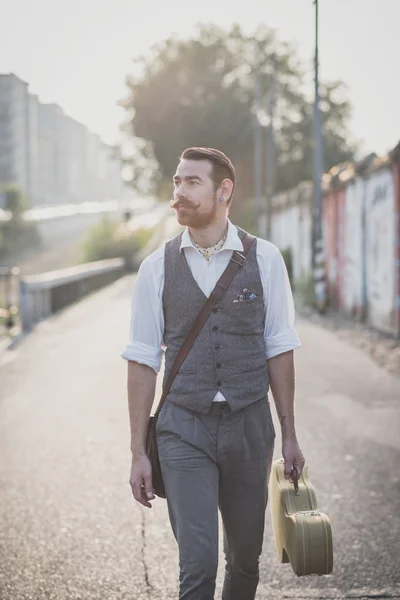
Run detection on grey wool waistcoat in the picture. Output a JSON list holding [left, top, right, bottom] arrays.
[[162, 227, 269, 413]]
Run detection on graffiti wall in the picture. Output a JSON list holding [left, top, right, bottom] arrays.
[[270, 145, 400, 336], [364, 168, 396, 334], [342, 179, 365, 318], [393, 158, 400, 335], [322, 187, 346, 309], [270, 193, 312, 284]]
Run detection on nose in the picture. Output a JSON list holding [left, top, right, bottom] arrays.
[[175, 180, 186, 197], [172, 188, 187, 207]]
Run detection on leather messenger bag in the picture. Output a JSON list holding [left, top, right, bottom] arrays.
[[146, 232, 256, 498]]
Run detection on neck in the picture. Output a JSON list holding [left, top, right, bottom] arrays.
[[189, 219, 229, 248]]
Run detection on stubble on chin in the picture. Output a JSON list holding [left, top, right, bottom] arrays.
[[175, 210, 190, 227]]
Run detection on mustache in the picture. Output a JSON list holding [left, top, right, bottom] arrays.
[[170, 198, 197, 209]]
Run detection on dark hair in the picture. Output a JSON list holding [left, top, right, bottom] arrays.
[[180, 147, 236, 203]]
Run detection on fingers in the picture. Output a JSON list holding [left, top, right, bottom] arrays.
[[293, 458, 305, 478], [129, 457, 155, 508], [284, 461, 293, 480], [129, 474, 155, 508], [284, 457, 305, 480], [283, 452, 305, 480], [129, 479, 154, 508], [284, 462, 303, 480], [143, 473, 155, 501]]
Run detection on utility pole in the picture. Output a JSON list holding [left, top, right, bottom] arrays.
[[266, 52, 277, 241], [313, 0, 327, 311], [254, 59, 265, 238]]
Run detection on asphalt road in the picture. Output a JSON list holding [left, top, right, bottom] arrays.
[[0, 233, 399, 599]]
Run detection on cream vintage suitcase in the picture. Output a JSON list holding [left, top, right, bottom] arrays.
[[269, 458, 333, 577]]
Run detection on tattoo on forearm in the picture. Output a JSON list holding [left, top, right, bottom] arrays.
[[279, 415, 287, 426]]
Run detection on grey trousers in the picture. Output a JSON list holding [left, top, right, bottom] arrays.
[[156, 396, 276, 600]]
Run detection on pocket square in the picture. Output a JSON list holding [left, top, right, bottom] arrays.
[[233, 288, 258, 303]]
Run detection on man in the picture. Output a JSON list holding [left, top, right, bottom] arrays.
[[122, 147, 305, 600]]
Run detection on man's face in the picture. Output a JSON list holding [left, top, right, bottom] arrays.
[[171, 159, 219, 228]]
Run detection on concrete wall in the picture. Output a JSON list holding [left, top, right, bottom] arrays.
[[270, 148, 400, 337], [342, 178, 365, 319], [270, 186, 313, 285], [393, 158, 400, 335], [364, 168, 396, 334]]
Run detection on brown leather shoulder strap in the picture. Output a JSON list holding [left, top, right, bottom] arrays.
[[154, 231, 256, 417]]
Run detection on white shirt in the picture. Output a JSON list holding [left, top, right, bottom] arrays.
[[121, 219, 301, 401]]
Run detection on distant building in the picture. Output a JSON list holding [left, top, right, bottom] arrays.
[[37, 103, 60, 204], [0, 72, 124, 206], [28, 94, 40, 204], [0, 73, 30, 196]]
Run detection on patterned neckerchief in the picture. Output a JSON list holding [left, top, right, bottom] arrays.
[[191, 231, 228, 261]]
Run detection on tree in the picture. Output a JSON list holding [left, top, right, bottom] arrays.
[[121, 24, 355, 205]]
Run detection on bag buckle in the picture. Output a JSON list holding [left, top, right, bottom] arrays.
[[230, 251, 246, 267]]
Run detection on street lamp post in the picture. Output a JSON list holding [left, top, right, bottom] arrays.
[[254, 59, 266, 239], [313, 0, 327, 311], [266, 53, 277, 241]]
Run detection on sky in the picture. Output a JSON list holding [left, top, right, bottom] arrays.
[[1, 0, 399, 156]]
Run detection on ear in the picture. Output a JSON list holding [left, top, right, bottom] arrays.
[[219, 178, 234, 202]]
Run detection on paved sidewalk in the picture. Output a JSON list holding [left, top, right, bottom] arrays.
[[0, 217, 399, 599]]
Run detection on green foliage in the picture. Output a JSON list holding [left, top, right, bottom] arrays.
[[231, 197, 258, 234], [1, 184, 28, 220], [0, 184, 40, 261], [81, 218, 122, 262], [80, 217, 155, 269], [294, 275, 315, 309], [133, 226, 155, 251], [122, 24, 355, 198], [0, 220, 41, 261]]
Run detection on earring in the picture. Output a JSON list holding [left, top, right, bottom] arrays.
[[219, 197, 224, 203]]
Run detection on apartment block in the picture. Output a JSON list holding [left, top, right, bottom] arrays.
[[0, 73, 123, 206]]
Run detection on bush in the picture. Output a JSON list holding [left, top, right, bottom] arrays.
[[81, 217, 155, 270], [1, 183, 29, 220], [294, 275, 315, 309], [0, 184, 40, 261], [0, 220, 41, 261]]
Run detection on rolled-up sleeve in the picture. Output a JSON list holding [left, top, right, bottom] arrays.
[[121, 250, 165, 373], [258, 241, 301, 360]]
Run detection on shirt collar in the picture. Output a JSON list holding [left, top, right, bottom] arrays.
[[180, 219, 244, 253]]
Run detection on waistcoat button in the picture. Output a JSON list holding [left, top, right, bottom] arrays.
[[216, 363, 222, 369], [217, 381, 222, 387], [212, 326, 218, 332]]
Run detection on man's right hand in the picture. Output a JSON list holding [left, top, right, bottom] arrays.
[[129, 455, 155, 508]]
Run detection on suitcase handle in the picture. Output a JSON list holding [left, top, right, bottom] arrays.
[[291, 468, 300, 496]]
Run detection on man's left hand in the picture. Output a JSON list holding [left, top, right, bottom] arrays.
[[282, 438, 305, 480]]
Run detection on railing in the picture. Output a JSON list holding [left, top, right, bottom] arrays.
[[19, 258, 125, 332], [2, 209, 169, 337]]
